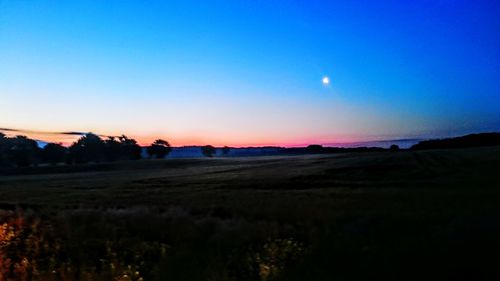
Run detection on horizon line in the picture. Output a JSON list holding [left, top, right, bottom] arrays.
[[3, 126, 497, 148]]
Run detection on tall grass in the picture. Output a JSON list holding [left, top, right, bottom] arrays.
[[1, 207, 305, 281]]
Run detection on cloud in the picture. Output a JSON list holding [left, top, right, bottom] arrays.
[[0, 127, 87, 136]]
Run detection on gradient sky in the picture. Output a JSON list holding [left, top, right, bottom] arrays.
[[1, 0, 499, 146]]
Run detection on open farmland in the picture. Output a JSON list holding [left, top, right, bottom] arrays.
[[1, 147, 500, 280]]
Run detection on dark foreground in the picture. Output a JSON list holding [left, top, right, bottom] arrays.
[[1, 147, 500, 280]]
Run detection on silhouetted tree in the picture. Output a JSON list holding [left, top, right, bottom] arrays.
[[104, 137, 122, 161], [118, 135, 142, 160], [306, 144, 323, 153], [69, 133, 105, 163], [201, 145, 216, 157], [102, 135, 142, 161], [221, 146, 230, 155], [390, 144, 400, 151], [0, 133, 7, 166], [42, 143, 67, 165], [147, 139, 172, 159], [6, 136, 41, 167]]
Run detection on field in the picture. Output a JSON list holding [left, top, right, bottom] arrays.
[[1, 147, 500, 280]]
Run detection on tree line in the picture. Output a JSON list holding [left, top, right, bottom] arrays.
[[0, 133, 180, 167], [410, 132, 500, 150]]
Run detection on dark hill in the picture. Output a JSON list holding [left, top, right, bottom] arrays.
[[411, 132, 500, 150]]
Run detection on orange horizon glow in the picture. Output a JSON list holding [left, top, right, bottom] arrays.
[[1, 129, 381, 148]]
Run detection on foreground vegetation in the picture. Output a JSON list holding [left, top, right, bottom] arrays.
[[1, 147, 500, 280]]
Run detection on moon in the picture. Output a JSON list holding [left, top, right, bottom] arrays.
[[322, 76, 330, 86]]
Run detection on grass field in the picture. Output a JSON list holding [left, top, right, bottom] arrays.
[[1, 147, 500, 280]]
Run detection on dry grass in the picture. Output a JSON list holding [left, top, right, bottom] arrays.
[[1, 147, 500, 280]]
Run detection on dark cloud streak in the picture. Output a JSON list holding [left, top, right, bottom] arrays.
[[0, 128, 120, 141], [0, 127, 87, 136]]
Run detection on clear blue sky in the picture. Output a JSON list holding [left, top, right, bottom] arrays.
[[1, 0, 499, 146]]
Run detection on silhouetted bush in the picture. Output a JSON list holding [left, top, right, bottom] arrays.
[[147, 139, 172, 159], [201, 145, 216, 157], [69, 133, 106, 164], [390, 144, 400, 151], [5, 136, 41, 167], [42, 143, 68, 165], [101, 135, 142, 161], [222, 146, 231, 155], [0, 133, 7, 166], [306, 144, 323, 153], [104, 137, 122, 161], [117, 135, 142, 160]]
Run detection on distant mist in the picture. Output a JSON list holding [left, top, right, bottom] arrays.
[[324, 139, 422, 149]]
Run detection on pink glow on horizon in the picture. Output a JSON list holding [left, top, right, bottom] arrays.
[[3, 130, 371, 148], [131, 132, 367, 148]]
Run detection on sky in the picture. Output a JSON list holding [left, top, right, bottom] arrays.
[[1, 0, 499, 147]]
